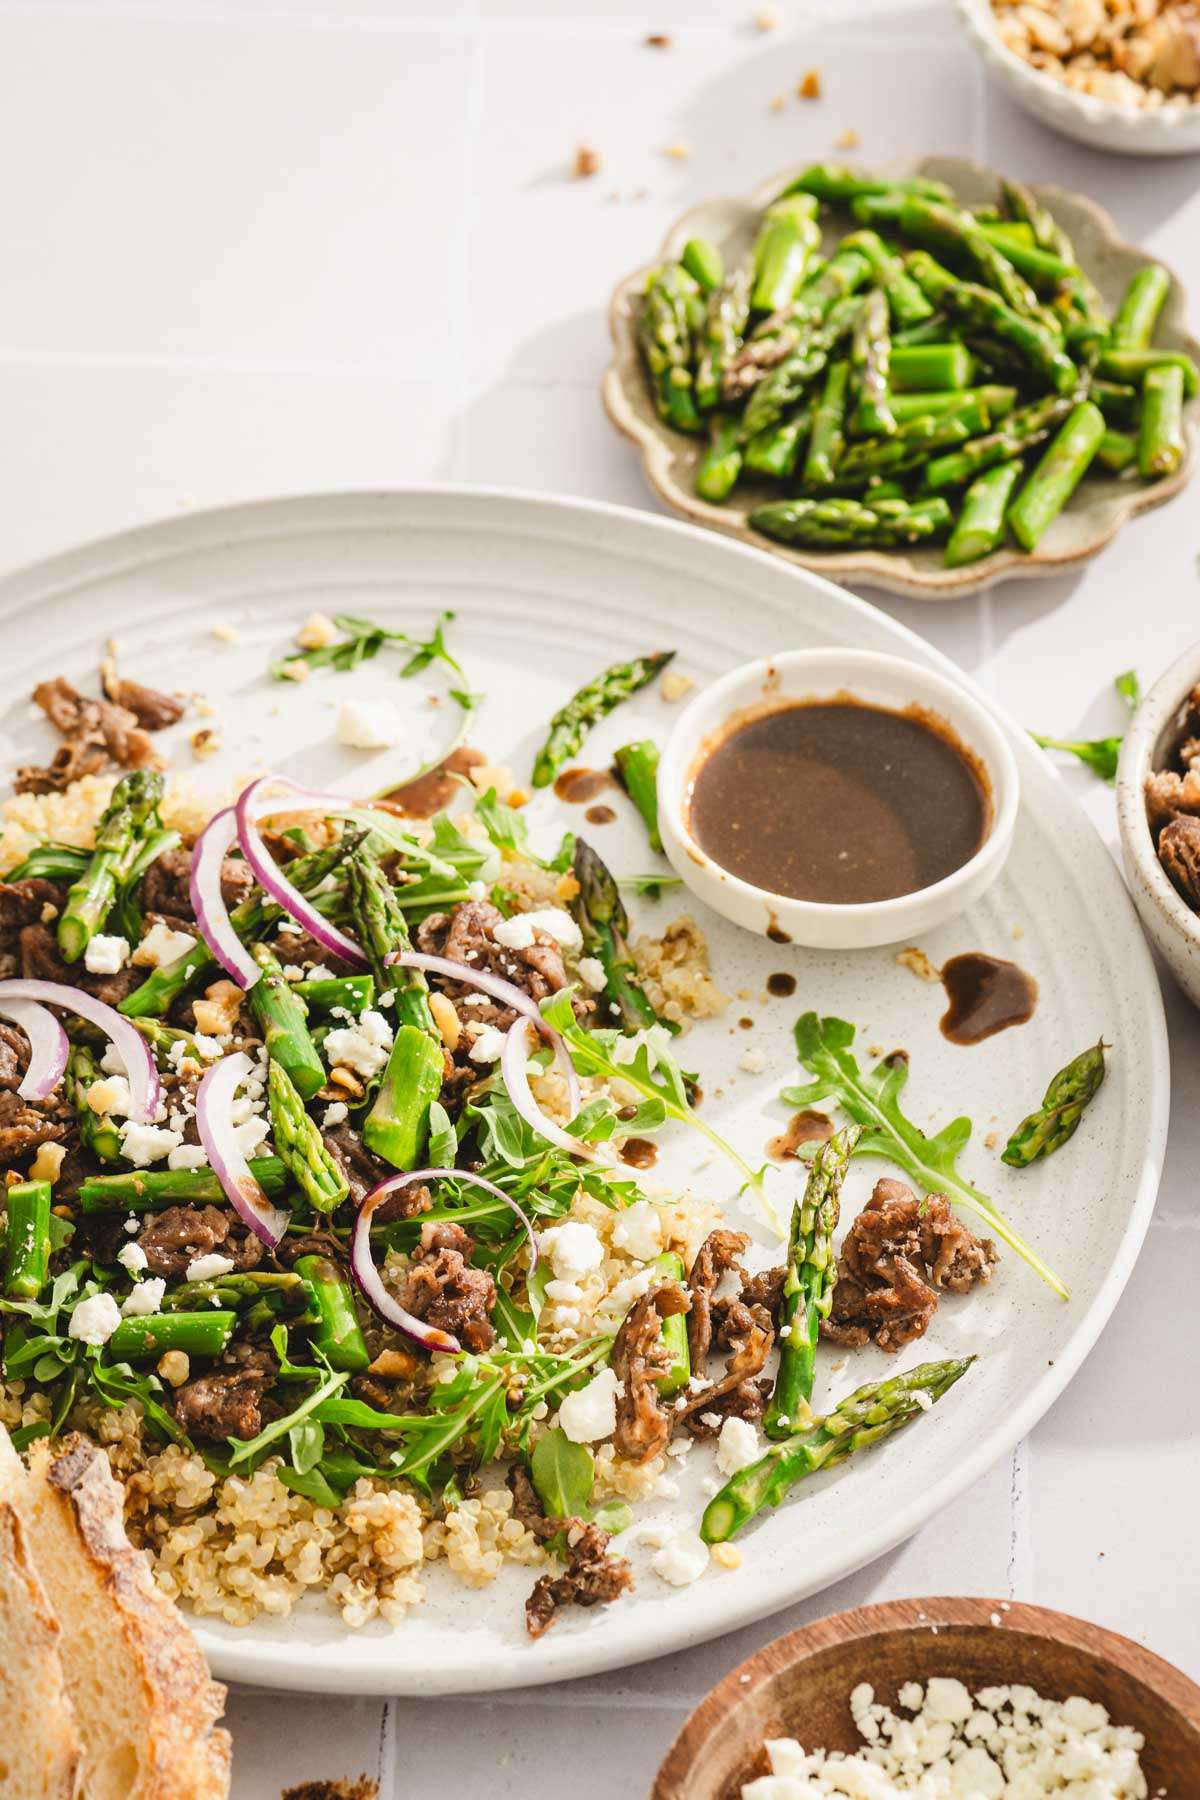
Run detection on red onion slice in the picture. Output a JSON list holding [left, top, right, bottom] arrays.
[[190, 808, 260, 989], [0, 998, 69, 1102], [195, 1050, 290, 1248], [351, 1168, 538, 1354], [501, 1017, 596, 1160], [235, 776, 368, 971], [387, 950, 580, 1113], [0, 980, 158, 1123]]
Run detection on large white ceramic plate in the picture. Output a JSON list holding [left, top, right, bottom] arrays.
[[0, 490, 1168, 1696]]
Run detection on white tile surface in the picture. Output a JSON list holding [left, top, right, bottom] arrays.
[[0, 3, 1195, 1793]]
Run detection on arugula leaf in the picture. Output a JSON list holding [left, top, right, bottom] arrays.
[[474, 787, 575, 875], [276, 1463, 344, 1510], [541, 995, 779, 1229], [1030, 668, 1142, 785], [782, 1013, 1067, 1298], [529, 1429, 633, 1550], [617, 873, 682, 899], [226, 1364, 348, 1467], [427, 1099, 458, 1169], [288, 1418, 325, 1475], [272, 610, 466, 681]]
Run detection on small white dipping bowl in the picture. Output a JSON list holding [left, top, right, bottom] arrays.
[[657, 648, 1020, 952]]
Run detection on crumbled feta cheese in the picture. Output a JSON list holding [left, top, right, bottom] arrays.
[[117, 1242, 148, 1273], [336, 700, 406, 750], [324, 1009, 394, 1078], [133, 919, 197, 968], [540, 1221, 604, 1281], [467, 1024, 506, 1063], [121, 1277, 166, 1317], [166, 1143, 209, 1172], [576, 956, 607, 992], [557, 1368, 619, 1443], [611, 1201, 664, 1261], [651, 1530, 709, 1587], [84, 934, 129, 975], [186, 1253, 236, 1282], [544, 1279, 585, 1304], [322, 1101, 349, 1127], [716, 1414, 761, 1476], [636, 1520, 673, 1549], [67, 1292, 122, 1346], [738, 1046, 767, 1075], [118, 1121, 185, 1167], [493, 907, 582, 953], [233, 1116, 270, 1159]]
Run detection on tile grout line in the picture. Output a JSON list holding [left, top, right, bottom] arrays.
[[1007, 1437, 1035, 1599]]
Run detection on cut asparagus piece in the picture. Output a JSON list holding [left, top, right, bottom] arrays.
[[1096, 347, 1198, 398], [695, 412, 744, 502], [750, 195, 822, 313], [295, 1252, 370, 1371], [803, 359, 851, 488], [79, 1157, 289, 1212], [532, 653, 674, 788], [848, 289, 897, 437], [907, 251, 1078, 394], [638, 263, 703, 433], [3, 1180, 51, 1299], [1008, 401, 1105, 550], [944, 459, 1022, 567], [890, 342, 975, 391], [681, 237, 724, 294], [1138, 364, 1186, 477], [58, 770, 165, 964], [1109, 265, 1170, 351], [250, 941, 326, 1102], [696, 266, 753, 410], [571, 838, 659, 1032], [750, 495, 952, 548], [612, 741, 662, 853], [107, 1311, 237, 1363], [923, 392, 1077, 491], [268, 1060, 349, 1214]]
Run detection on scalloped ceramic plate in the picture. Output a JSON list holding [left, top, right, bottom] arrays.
[[603, 155, 1200, 601], [0, 490, 1169, 1693]]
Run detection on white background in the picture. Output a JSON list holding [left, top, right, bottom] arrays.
[[1, 1, 1197, 1792]]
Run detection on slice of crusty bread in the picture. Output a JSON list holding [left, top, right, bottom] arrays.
[[9, 1430, 231, 1800], [0, 1499, 81, 1798]]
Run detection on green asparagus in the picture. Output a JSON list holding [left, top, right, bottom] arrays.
[[4, 1180, 51, 1300], [612, 740, 662, 852], [923, 392, 1078, 491], [778, 165, 951, 206], [1008, 401, 1106, 550], [1109, 265, 1170, 351], [803, 359, 851, 487], [696, 265, 752, 409], [750, 495, 953, 548], [79, 1157, 289, 1212], [58, 770, 165, 963], [889, 342, 975, 391], [907, 251, 1077, 393], [695, 412, 744, 502], [751, 195, 822, 313], [346, 849, 445, 1172], [650, 1251, 691, 1397], [848, 289, 897, 437], [295, 1253, 370, 1371], [899, 196, 1040, 318], [251, 942, 326, 1103], [293, 974, 376, 1014], [943, 459, 1022, 567], [1097, 429, 1137, 474], [70, 1044, 122, 1165], [108, 1310, 237, 1363], [681, 237, 724, 294], [890, 385, 1014, 423], [638, 263, 703, 433], [268, 1060, 349, 1213], [830, 395, 1005, 485], [744, 407, 811, 478], [1092, 379, 1140, 427], [1001, 1040, 1107, 1168], [1138, 364, 1186, 477], [701, 1358, 975, 1542], [975, 221, 1078, 291], [571, 838, 658, 1032], [741, 295, 862, 441], [1096, 347, 1199, 397], [532, 653, 674, 788], [763, 1124, 860, 1439], [841, 230, 934, 329]]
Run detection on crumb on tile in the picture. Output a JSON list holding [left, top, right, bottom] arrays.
[[574, 143, 602, 179], [798, 67, 822, 98], [897, 945, 940, 983], [835, 125, 860, 148], [661, 140, 692, 160], [644, 30, 672, 47]]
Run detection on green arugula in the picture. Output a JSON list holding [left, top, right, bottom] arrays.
[[271, 610, 465, 681], [474, 787, 575, 875], [781, 1013, 1067, 1298], [530, 1427, 632, 1548], [1030, 668, 1141, 785], [617, 872, 682, 899]]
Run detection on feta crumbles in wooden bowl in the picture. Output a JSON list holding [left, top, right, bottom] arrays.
[[652, 1597, 1200, 1797], [955, 0, 1200, 152]]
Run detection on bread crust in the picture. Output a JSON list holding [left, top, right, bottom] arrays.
[[0, 1500, 81, 1799]]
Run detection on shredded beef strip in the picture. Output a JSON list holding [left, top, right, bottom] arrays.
[[18, 921, 141, 1008], [679, 1297, 775, 1439], [415, 898, 579, 1033], [685, 1228, 751, 1365], [0, 1022, 29, 1091], [321, 1123, 399, 1210], [394, 1226, 496, 1353], [15, 675, 163, 795], [610, 1282, 690, 1463], [172, 1339, 279, 1442], [139, 845, 252, 923], [0, 878, 63, 949], [0, 1087, 69, 1161], [823, 1177, 998, 1353], [507, 1464, 634, 1639], [99, 651, 185, 732], [136, 1204, 264, 1280]]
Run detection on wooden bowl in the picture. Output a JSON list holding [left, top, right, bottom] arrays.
[[603, 155, 1200, 601], [652, 1597, 1200, 1798]]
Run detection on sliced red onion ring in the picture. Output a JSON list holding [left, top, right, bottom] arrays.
[[195, 1050, 290, 1248], [0, 980, 158, 1123], [235, 776, 367, 971], [386, 950, 580, 1113], [190, 808, 260, 989], [501, 1017, 597, 1161], [351, 1168, 538, 1354], [0, 998, 69, 1102]]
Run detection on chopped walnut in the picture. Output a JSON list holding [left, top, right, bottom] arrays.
[[835, 125, 860, 147], [573, 144, 602, 179], [987, 0, 1200, 107], [277, 658, 311, 683], [1159, 815, 1200, 909], [798, 67, 822, 98], [644, 31, 673, 47], [192, 980, 245, 1037], [296, 610, 338, 650], [191, 726, 222, 760]]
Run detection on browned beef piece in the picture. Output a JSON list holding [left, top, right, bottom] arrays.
[[138, 847, 252, 923], [136, 1204, 264, 1280], [0, 879, 63, 952], [740, 1264, 786, 1316], [685, 1229, 750, 1366], [1159, 815, 1200, 910], [679, 1298, 774, 1439], [610, 1282, 690, 1463], [822, 1178, 998, 1353], [395, 1240, 496, 1353], [508, 1462, 547, 1536], [321, 1123, 393, 1209], [415, 898, 574, 1033], [0, 1023, 28, 1091], [173, 1353, 275, 1442], [276, 1229, 345, 1267], [100, 654, 185, 731], [17, 921, 141, 1008], [418, 1219, 472, 1256], [16, 676, 162, 794], [524, 1519, 635, 1640], [0, 1087, 68, 1161]]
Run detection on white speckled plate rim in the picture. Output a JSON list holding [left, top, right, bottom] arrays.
[[0, 489, 1169, 1696]]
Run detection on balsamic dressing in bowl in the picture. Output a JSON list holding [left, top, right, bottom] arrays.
[[686, 698, 990, 907]]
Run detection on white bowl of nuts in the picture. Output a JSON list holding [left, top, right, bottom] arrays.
[[955, 0, 1200, 154]]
